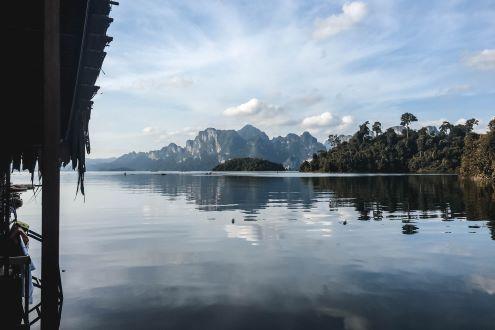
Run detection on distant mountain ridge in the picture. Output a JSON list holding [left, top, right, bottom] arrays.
[[97, 125, 326, 171]]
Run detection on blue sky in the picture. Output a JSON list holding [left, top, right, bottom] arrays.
[[91, 0, 495, 157]]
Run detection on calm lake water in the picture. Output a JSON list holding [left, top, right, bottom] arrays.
[[14, 172, 495, 329]]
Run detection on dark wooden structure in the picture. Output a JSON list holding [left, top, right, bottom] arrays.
[[2, 1, 116, 328]]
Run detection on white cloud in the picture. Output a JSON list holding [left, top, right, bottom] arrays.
[[437, 84, 471, 96], [142, 126, 155, 134], [157, 126, 199, 141], [466, 49, 495, 70], [223, 98, 273, 116], [142, 125, 200, 143], [302, 112, 335, 127], [313, 1, 368, 40], [302, 112, 354, 129], [223, 98, 296, 128], [342, 115, 354, 125]]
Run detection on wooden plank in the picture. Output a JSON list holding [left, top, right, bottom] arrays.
[[24, 264, 30, 326]]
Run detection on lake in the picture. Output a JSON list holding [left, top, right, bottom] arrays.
[[14, 172, 495, 329]]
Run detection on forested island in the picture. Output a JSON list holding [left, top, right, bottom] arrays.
[[212, 158, 285, 171], [300, 114, 495, 183]]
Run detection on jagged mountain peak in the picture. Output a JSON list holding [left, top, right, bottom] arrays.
[[301, 131, 317, 142], [163, 142, 179, 149], [237, 124, 269, 141]]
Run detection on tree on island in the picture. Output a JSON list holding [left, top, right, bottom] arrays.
[[465, 118, 479, 133], [327, 134, 342, 149], [212, 157, 285, 171], [372, 121, 382, 137], [489, 118, 495, 133], [460, 117, 495, 183], [400, 112, 418, 139], [439, 121, 453, 135], [356, 121, 371, 143]]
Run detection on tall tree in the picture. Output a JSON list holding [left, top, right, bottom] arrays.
[[372, 121, 382, 137], [465, 118, 479, 133], [400, 113, 418, 139], [357, 121, 371, 143], [327, 134, 342, 149], [489, 118, 495, 133], [439, 121, 453, 135]]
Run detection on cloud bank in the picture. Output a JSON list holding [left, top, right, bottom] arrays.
[[223, 98, 296, 127], [466, 49, 495, 71], [313, 1, 368, 40], [223, 98, 277, 117], [302, 112, 354, 129]]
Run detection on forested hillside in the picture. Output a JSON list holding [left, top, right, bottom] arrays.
[[460, 120, 495, 183], [300, 114, 495, 182], [212, 158, 285, 171]]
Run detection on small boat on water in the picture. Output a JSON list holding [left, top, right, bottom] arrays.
[[10, 185, 37, 193]]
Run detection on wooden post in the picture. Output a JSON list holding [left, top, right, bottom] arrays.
[[41, 0, 61, 328], [24, 263, 30, 326]]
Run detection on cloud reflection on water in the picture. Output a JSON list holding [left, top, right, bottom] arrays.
[[15, 172, 495, 329]]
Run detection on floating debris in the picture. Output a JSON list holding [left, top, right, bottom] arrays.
[[402, 224, 419, 235]]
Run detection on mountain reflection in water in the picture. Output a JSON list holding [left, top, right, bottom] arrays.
[[16, 172, 495, 330], [107, 173, 495, 239]]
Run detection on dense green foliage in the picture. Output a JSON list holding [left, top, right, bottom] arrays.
[[301, 114, 495, 180], [460, 121, 495, 182], [212, 157, 285, 171]]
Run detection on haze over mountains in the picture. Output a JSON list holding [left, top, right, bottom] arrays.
[[90, 125, 327, 171]]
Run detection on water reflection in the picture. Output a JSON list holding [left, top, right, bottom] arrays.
[[224, 224, 262, 243], [16, 172, 495, 329], [111, 174, 318, 213], [100, 173, 495, 239]]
